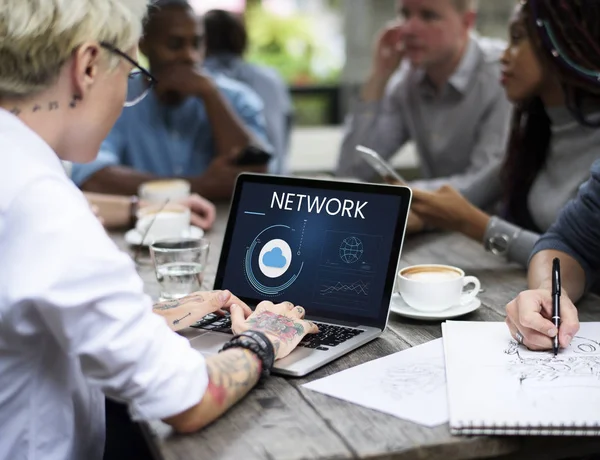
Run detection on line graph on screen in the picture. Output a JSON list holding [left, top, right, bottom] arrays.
[[320, 280, 369, 296]]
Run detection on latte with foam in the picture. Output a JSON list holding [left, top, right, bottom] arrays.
[[397, 264, 480, 312], [401, 266, 461, 282], [139, 179, 191, 203]]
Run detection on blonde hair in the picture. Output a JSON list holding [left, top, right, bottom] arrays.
[[453, 0, 478, 12], [0, 0, 149, 99]]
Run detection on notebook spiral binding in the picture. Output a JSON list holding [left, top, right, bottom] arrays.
[[451, 420, 600, 436]]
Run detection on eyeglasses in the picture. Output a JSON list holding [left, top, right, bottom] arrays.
[[100, 42, 158, 107]]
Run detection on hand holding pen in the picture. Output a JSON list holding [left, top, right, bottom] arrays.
[[506, 259, 579, 352]]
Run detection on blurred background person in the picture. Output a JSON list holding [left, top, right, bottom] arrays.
[[335, 0, 511, 193], [204, 8, 293, 175], [410, 0, 600, 267], [71, 0, 272, 201]]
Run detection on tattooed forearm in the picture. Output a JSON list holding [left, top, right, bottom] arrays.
[[164, 348, 261, 433], [206, 348, 260, 406], [245, 311, 304, 343]]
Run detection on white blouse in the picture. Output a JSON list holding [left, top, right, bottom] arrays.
[[0, 109, 208, 460]]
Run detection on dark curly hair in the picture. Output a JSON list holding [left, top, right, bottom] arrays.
[[203, 9, 247, 57], [501, 0, 600, 230]]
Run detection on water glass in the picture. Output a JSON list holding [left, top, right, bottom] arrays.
[[149, 238, 210, 300]]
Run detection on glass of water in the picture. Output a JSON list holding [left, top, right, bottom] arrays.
[[149, 238, 210, 300]]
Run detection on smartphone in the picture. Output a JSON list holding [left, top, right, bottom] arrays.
[[356, 145, 406, 184], [233, 146, 272, 167]]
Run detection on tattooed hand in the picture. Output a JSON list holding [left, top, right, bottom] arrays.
[[230, 301, 319, 360], [153, 290, 252, 332]]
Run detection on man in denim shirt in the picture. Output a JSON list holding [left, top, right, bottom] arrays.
[[72, 0, 271, 200]]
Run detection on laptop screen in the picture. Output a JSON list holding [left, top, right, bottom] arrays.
[[214, 175, 411, 329]]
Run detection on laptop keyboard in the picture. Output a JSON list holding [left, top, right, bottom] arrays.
[[191, 314, 365, 350]]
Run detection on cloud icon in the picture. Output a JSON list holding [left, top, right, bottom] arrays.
[[262, 247, 287, 268]]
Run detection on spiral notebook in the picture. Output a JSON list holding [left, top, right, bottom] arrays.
[[442, 321, 600, 436]]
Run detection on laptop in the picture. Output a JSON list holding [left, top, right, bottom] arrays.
[[189, 174, 412, 376]]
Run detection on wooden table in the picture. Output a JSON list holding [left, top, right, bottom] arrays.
[[113, 206, 600, 460]]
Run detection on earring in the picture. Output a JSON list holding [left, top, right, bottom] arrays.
[[69, 95, 82, 108]]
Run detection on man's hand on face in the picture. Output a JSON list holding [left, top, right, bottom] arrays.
[[154, 64, 215, 101]]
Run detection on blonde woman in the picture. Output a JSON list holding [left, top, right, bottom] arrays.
[[0, 1, 316, 459]]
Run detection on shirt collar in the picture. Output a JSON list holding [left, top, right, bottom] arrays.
[[0, 108, 65, 173], [416, 34, 481, 96]]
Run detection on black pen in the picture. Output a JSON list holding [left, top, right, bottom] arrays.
[[552, 258, 561, 356]]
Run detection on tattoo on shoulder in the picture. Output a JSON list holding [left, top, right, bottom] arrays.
[[245, 311, 304, 343], [10, 107, 21, 116]]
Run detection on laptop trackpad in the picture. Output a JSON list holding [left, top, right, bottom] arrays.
[[189, 332, 230, 355]]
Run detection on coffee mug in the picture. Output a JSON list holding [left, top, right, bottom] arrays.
[[136, 204, 191, 244], [138, 179, 191, 204], [397, 264, 481, 312]]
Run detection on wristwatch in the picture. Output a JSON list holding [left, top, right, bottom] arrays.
[[486, 233, 510, 256]]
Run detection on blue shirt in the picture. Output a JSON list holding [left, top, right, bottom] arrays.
[[71, 74, 270, 186], [204, 54, 293, 174]]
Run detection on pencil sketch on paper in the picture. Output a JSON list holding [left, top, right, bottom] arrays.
[[504, 336, 600, 384], [370, 363, 446, 401]]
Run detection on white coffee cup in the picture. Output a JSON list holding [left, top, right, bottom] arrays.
[[138, 179, 191, 204], [397, 264, 481, 312], [135, 204, 191, 244]]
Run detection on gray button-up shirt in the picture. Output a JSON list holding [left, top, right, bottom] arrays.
[[336, 34, 511, 192]]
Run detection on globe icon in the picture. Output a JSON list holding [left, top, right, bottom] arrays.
[[339, 236, 364, 264]]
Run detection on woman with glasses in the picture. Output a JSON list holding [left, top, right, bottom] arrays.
[[408, 0, 600, 267], [0, 1, 317, 459]]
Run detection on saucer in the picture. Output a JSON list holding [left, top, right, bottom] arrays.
[[389, 293, 481, 321], [124, 226, 205, 247]]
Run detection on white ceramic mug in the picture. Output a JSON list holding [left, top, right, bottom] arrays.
[[397, 264, 481, 312], [138, 179, 191, 204], [135, 204, 191, 244]]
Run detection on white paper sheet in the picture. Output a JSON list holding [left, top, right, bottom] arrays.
[[303, 339, 448, 427], [443, 321, 600, 433]]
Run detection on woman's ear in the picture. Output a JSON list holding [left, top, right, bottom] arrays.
[[70, 42, 102, 105]]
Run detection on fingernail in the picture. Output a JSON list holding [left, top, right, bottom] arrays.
[[219, 291, 229, 302], [230, 304, 238, 311], [548, 328, 558, 337], [565, 334, 573, 346]]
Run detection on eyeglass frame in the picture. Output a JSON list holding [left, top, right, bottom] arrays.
[[99, 41, 158, 107]]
